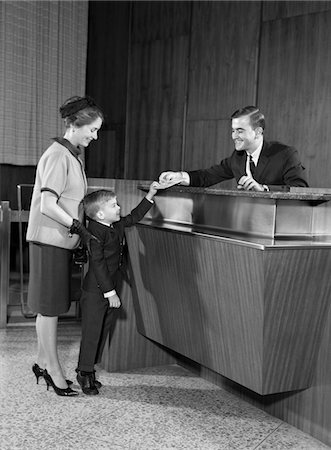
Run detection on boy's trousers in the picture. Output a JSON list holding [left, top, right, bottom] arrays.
[[77, 289, 115, 372]]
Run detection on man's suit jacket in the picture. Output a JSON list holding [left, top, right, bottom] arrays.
[[82, 197, 153, 294], [188, 141, 308, 191]]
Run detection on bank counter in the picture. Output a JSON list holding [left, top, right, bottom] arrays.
[[1, 179, 328, 443], [123, 184, 331, 396]]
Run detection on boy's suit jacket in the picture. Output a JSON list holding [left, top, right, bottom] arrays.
[[188, 141, 308, 191], [82, 197, 153, 294]]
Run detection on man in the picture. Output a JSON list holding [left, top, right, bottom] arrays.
[[159, 106, 308, 191]]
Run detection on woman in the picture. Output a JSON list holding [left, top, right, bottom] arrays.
[[27, 96, 104, 396]]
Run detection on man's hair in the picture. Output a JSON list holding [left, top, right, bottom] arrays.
[[82, 189, 116, 219], [231, 105, 265, 130]]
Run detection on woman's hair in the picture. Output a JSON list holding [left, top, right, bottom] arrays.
[[82, 189, 116, 219], [231, 105, 265, 131], [59, 96, 104, 128]]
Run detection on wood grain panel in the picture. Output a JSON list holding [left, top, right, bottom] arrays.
[[101, 275, 176, 372], [131, 1, 191, 42], [125, 2, 191, 180], [87, 2, 129, 122], [197, 303, 331, 446], [126, 226, 266, 393], [263, 248, 331, 393], [85, 1, 130, 178], [184, 119, 236, 189], [86, 126, 125, 179], [126, 225, 331, 395], [187, 1, 260, 120], [263, 1, 331, 22], [258, 10, 331, 188], [125, 36, 189, 180]]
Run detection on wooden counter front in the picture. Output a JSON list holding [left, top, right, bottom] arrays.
[[125, 186, 331, 395]]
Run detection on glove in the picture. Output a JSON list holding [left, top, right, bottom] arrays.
[[69, 219, 99, 253]]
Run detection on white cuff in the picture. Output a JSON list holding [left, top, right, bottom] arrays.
[[104, 290, 116, 298], [180, 172, 190, 185]]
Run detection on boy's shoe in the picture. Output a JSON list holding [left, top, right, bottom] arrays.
[[92, 371, 102, 389], [76, 371, 99, 395]]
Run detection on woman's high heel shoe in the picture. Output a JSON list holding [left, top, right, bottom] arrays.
[[32, 363, 44, 384], [43, 370, 78, 397], [32, 363, 73, 386]]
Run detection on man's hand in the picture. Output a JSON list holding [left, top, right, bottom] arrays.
[[237, 175, 265, 192], [159, 171, 182, 184]]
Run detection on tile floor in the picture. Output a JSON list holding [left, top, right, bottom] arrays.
[[0, 322, 329, 450]]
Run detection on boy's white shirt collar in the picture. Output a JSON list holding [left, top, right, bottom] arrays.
[[96, 220, 113, 227]]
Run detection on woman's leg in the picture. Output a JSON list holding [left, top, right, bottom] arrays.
[[35, 314, 46, 367], [36, 313, 67, 389]]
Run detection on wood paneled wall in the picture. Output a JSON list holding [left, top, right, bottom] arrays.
[[262, 1, 331, 21], [124, 2, 191, 180], [85, 1, 130, 179], [259, 4, 331, 188], [185, 2, 260, 173], [2, 1, 331, 193], [85, 0, 331, 189]]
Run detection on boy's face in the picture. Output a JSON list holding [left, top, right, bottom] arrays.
[[96, 197, 121, 224]]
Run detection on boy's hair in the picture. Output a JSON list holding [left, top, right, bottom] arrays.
[[231, 105, 265, 131], [82, 189, 116, 219]]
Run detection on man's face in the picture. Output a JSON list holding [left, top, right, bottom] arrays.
[[231, 115, 260, 153]]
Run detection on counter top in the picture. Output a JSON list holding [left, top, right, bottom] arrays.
[[139, 218, 331, 249], [139, 184, 331, 202], [138, 183, 331, 239]]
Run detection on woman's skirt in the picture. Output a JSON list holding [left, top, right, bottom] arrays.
[[27, 242, 73, 316]]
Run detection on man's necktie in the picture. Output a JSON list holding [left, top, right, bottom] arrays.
[[249, 155, 255, 176]]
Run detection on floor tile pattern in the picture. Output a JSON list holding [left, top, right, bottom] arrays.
[[0, 323, 329, 450]]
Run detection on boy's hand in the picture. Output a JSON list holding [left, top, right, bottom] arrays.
[[146, 181, 162, 201], [149, 181, 161, 195], [108, 294, 121, 308]]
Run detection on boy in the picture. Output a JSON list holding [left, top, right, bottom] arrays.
[[76, 181, 160, 395]]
